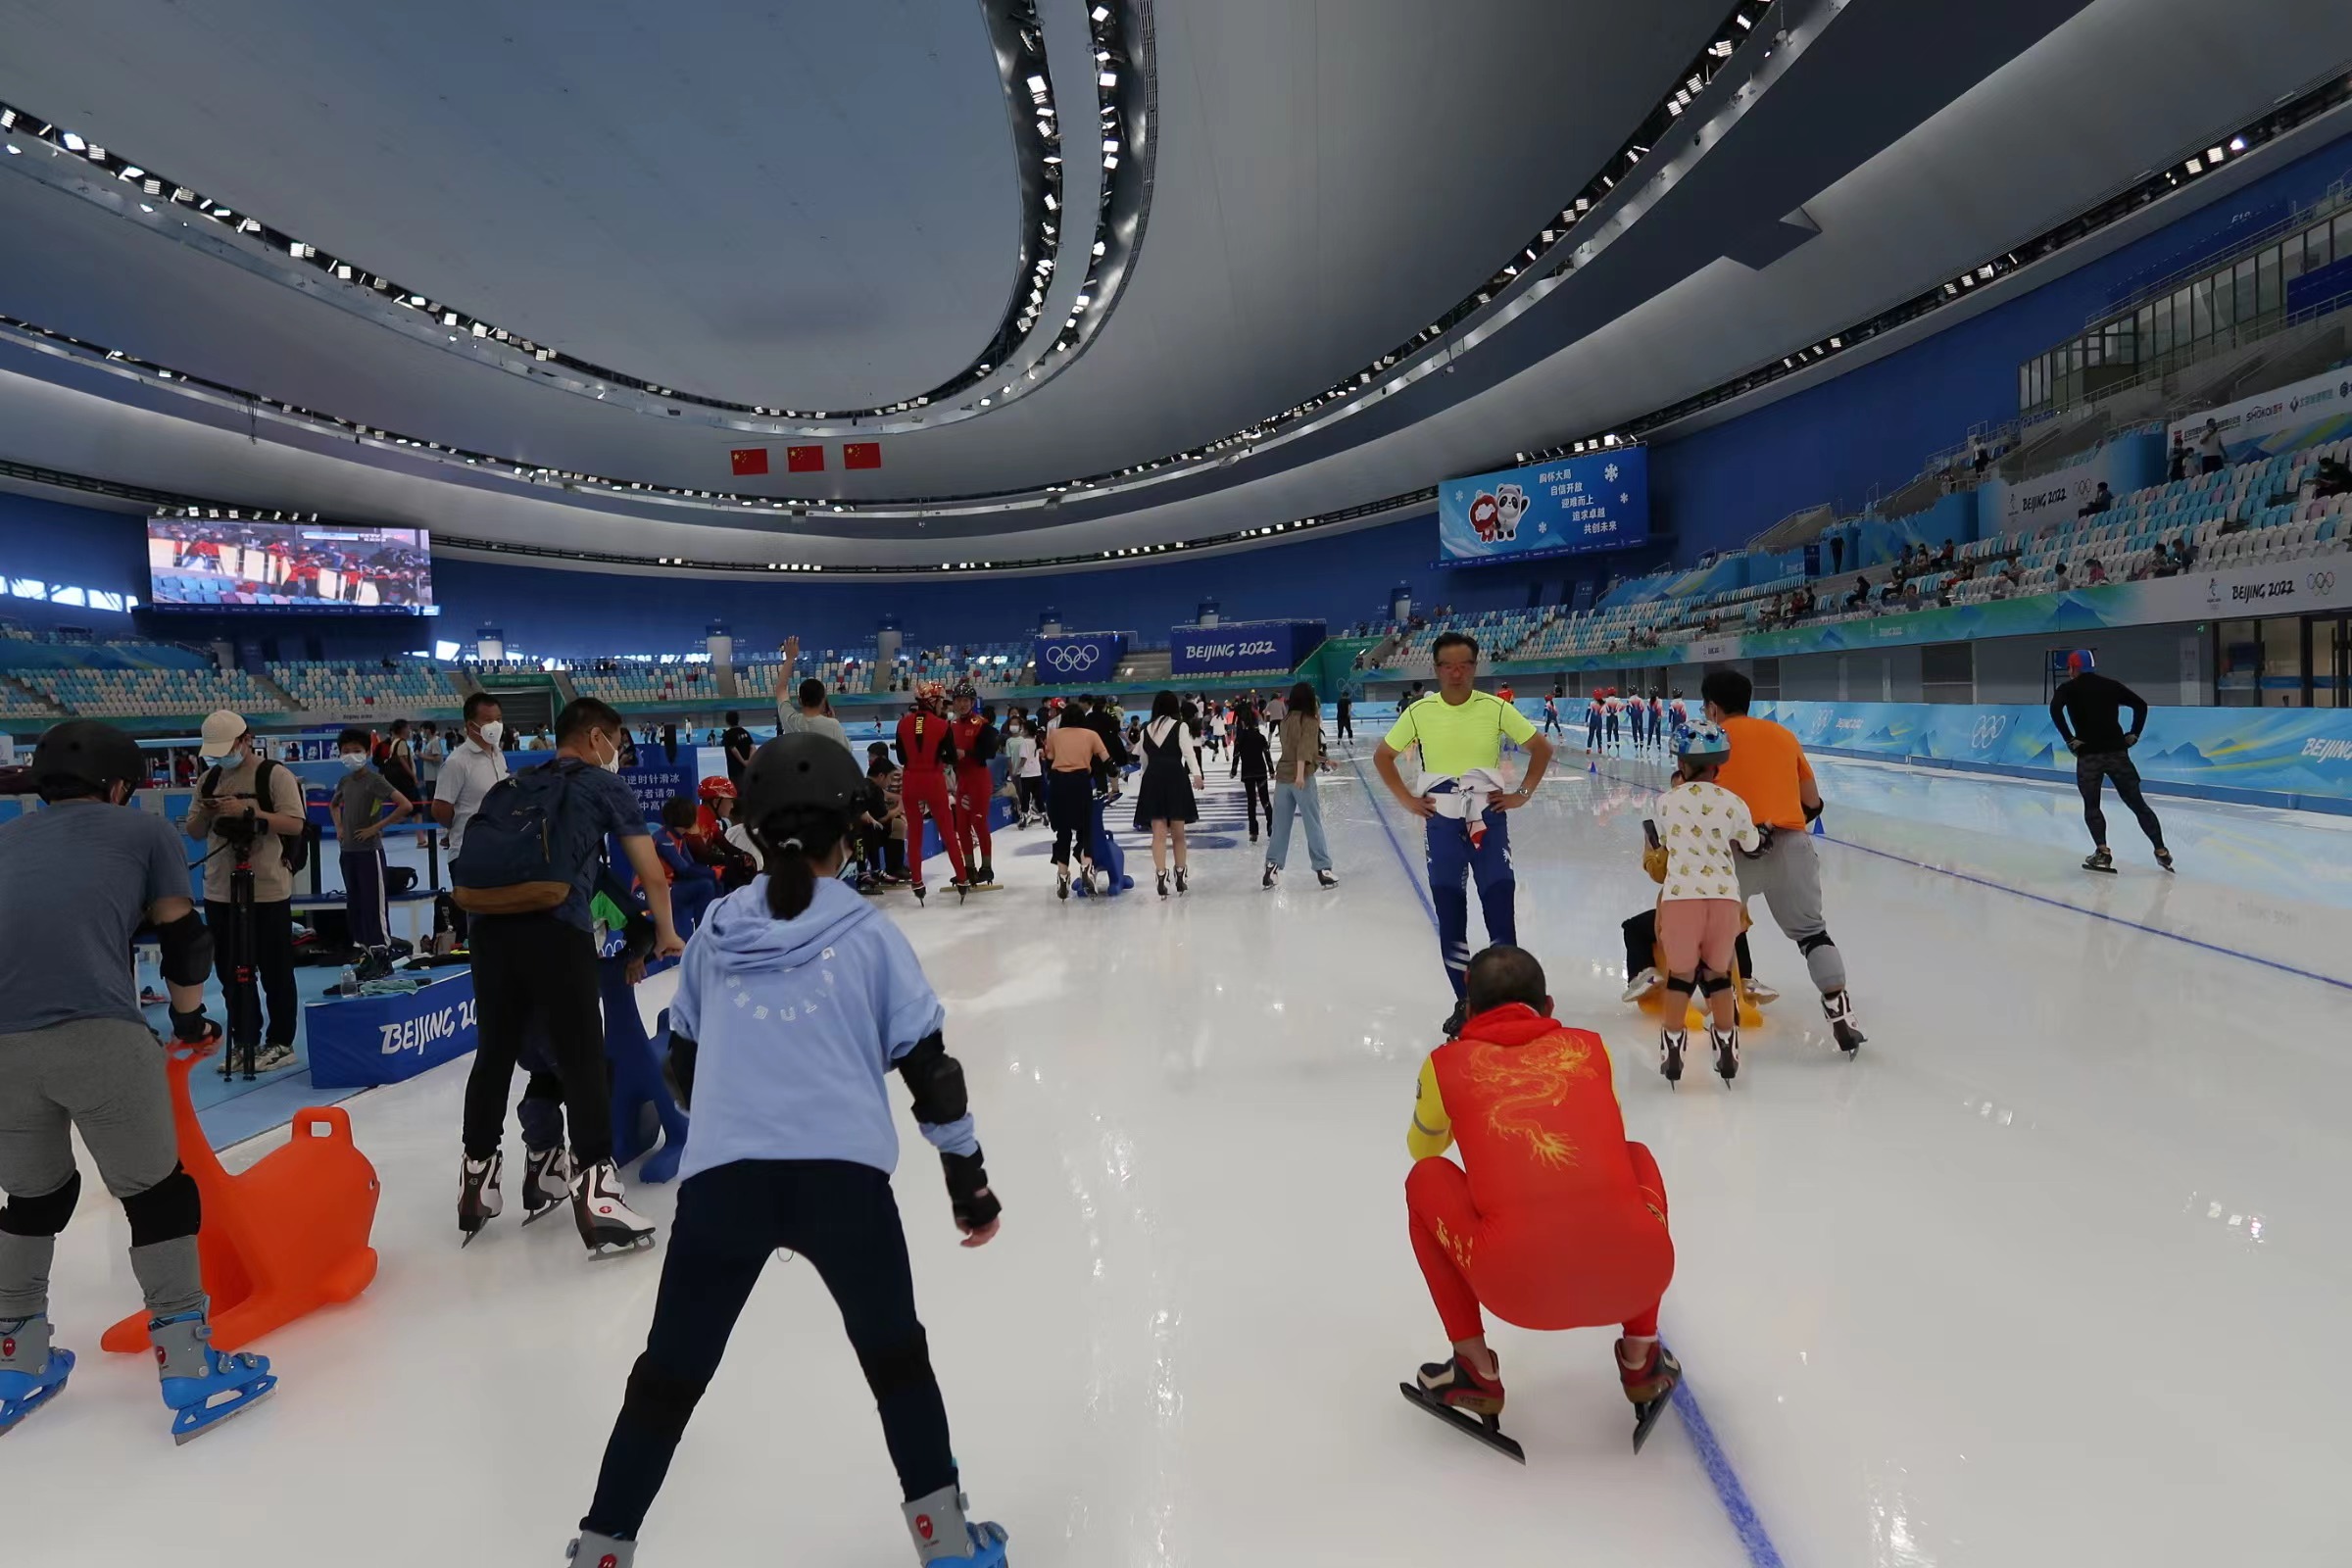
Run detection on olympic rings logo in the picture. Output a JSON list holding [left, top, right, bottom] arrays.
[[2310, 569, 2337, 594], [1044, 643, 1102, 671]]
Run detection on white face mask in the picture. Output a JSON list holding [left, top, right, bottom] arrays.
[[596, 732, 623, 774], [474, 721, 504, 750], [339, 753, 369, 772]]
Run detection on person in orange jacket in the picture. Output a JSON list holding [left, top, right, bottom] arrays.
[[1402, 945, 1680, 1452]]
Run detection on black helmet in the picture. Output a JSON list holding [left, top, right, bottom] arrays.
[[29, 719, 146, 801], [740, 733, 866, 826]]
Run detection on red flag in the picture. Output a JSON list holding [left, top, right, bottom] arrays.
[[728, 447, 769, 477], [786, 444, 826, 473], [843, 441, 882, 470]]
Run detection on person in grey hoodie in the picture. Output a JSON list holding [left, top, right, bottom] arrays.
[[567, 734, 1010, 1568]]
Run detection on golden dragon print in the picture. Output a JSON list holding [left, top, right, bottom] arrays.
[[1461, 1035, 1598, 1169]]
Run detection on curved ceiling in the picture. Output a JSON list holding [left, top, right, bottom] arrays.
[[0, 0, 2345, 574], [0, 0, 1027, 410]]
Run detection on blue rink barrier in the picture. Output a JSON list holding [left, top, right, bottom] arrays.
[[306, 968, 477, 1089], [1749, 699, 2352, 815]]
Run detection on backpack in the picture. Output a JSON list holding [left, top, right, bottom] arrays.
[[200, 758, 311, 875], [450, 760, 592, 914]]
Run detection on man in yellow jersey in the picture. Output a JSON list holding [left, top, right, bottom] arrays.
[[1375, 631, 1554, 1036]]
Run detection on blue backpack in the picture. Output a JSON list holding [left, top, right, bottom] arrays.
[[451, 760, 591, 914]]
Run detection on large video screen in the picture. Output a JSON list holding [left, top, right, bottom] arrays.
[[147, 515, 436, 613], [1437, 447, 1650, 564]]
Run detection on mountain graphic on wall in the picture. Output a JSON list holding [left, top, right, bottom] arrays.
[[2151, 742, 2215, 768], [2019, 739, 2063, 766], [1863, 725, 1908, 745]]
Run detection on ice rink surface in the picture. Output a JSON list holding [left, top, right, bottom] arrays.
[[23, 740, 2349, 1567]]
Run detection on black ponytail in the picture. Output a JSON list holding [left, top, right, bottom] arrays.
[[750, 804, 852, 920]]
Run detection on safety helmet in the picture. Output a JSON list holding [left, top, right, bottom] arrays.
[[740, 732, 868, 827], [29, 718, 146, 801], [916, 679, 947, 706], [697, 774, 737, 802], [950, 679, 978, 704], [1674, 719, 1732, 765]]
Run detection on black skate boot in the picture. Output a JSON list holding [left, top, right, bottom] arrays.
[[1317, 869, 1339, 888], [1156, 870, 1169, 899], [2155, 847, 2175, 873], [1441, 999, 1468, 1040], [2082, 846, 2116, 873], [1710, 1024, 1740, 1084], [1659, 1029, 1687, 1087], [459, 1152, 503, 1246], [1617, 1338, 1682, 1452], [1262, 860, 1278, 889], [1400, 1351, 1522, 1462], [520, 1145, 573, 1226], [1823, 990, 1865, 1054], [1174, 865, 1188, 895], [1056, 866, 1070, 901], [571, 1159, 657, 1258]]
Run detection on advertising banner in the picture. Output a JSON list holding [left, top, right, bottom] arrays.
[[1750, 699, 2352, 809], [1439, 448, 1650, 564], [2167, 366, 2352, 461], [307, 969, 477, 1089], [1031, 630, 1127, 685], [1168, 619, 1327, 675], [1978, 433, 2165, 536]]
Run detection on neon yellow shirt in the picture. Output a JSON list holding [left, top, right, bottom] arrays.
[[1382, 692, 1537, 777]]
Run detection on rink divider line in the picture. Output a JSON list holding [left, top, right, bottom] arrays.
[[1348, 756, 1791, 1568], [1585, 755, 2352, 995]]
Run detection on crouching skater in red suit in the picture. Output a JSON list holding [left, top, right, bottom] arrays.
[[1400, 944, 1681, 1458]]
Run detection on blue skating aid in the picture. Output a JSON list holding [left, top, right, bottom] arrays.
[[0, 1318, 74, 1436], [151, 1310, 276, 1444]]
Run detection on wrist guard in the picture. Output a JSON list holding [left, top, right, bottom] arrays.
[[941, 1148, 1001, 1231]]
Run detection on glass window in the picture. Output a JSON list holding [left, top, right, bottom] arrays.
[[2151, 294, 2174, 357], [2212, 267, 2234, 330], [2261, 614, 2303, 708], [2309, 222, 2332, 272], [2258, 247, 2280, 315], [2283, 236, 2306, 284], [85, 591, 123, 612], [2335, 212, 2352, 257], [2019, 364, 2033, 408], [2189, 276, 2213, 341], [7, 579, 44, 600], [2235, 257, 2257, 321]]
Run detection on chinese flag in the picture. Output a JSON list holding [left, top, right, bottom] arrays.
[[844, 441, 882, 470], [728, 447, 769, 477], [786, 444, 826, 473]]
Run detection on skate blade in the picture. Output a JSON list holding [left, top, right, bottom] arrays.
[[519, 1202, 564, 1228], [583, 1233, 659, 1261], [1631, 1385, 1679, 1453], [2082, 860, 2117, 873], [0, 1373, 70, 1436], [171, 1378, 277, 1446], [1398, 1382, 1526, 1463]]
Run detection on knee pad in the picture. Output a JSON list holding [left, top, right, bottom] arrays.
[[621, 1353, 710, 1442], [154, 909, 215, 988], [1797, 931, 1836, 957], [856, 1328, 936, 1401], [0, 1169, 80, 1238], [1664, 975, 1696, 998], [121, 1167, 199, 1248], [1699, 974, 1733, 997]]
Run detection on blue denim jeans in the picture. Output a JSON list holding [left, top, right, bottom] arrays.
[[1268, 780, 1332, 872]]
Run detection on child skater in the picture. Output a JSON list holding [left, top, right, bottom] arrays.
[[565, 735, 1008, 1568], [1651, 720, 1759, 1085]]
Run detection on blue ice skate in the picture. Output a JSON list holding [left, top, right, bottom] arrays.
[[0, 1317, 74, 1436], [906, 1484, 1010, 1566], [151, 1308, 277, 1444]]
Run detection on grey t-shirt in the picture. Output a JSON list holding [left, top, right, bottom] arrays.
[[332, 766, 401, 844], [776, 704, 855, 755], [0, 803, 191, 1034]]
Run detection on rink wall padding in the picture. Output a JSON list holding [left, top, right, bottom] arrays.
[[1748, 700, 2352, 815]]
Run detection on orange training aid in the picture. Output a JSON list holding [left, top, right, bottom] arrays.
[[1407, 1007, 1672, 1342], [1636, 913, 1764, 1029], [104, 1043, 380, 1355]]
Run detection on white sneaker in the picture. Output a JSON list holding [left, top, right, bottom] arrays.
[[1621, 967, 1660, 1004], [1741, 978, 1781, 1004], [250, 1040, 297, 1074]]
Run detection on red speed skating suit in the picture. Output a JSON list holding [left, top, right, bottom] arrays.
[[895, 708, 969, 887], [1405, 1004, 1673, 1342], [949, 712, 994, 868]]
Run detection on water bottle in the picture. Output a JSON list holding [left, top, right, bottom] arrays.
[[339, 964, 358, 997]]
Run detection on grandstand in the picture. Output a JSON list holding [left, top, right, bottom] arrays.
[[568, 662, 721, 707], [270, 660, 459, 713], [740, 648, 878, 701], [24, 664, 284, 719]]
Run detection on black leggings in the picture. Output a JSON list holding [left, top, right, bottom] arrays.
[[464, 912, 612, 1166], [1240, 775, 1271, 835], [1048, 769, 1094, 865], [2077, 750, 2165, 851], [583, 1159, 955, 1540], [1015, 774, 1045, 818]]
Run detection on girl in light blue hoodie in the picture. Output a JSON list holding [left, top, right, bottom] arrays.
[[566, 735, 1008, 1568]]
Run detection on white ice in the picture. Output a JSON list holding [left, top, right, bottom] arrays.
[[21, 745, 2349, 1567]]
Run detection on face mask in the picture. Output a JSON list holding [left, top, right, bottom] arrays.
[[475, 721, 504, 750], [339, 753, 368, 772], [596, 733, 623, 774]]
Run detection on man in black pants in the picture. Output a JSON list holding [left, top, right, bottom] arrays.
[[1335, 693, 1354, 742], [458, 698, 684, 1254], [2049, 655, 2173, 874]]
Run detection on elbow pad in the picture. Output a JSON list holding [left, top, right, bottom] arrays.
[[664, 1031, 698, 1110], [896, 1032, 968, 1126], [154, 910, 215, 988], [1801, 799, 1823, 824]]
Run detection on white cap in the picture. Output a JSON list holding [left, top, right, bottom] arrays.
[[197, 710, 248, 759]]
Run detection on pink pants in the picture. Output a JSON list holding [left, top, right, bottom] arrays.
[[1657, 898, 1740, 977]]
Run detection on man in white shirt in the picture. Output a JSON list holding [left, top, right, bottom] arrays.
[[430, 693, 510, 941]]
